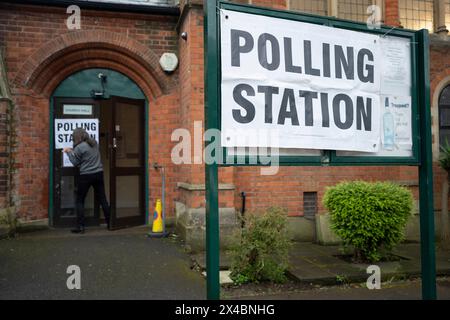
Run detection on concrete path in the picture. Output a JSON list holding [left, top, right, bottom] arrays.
[[231, 277, 450, 300], [2, 229, 450, 300], [288, 242, 450, 285], [193, 242, 450, 286], [0, 227, 205, 300]]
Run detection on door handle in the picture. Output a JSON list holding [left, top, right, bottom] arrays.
[[113, 137, 117, 149]]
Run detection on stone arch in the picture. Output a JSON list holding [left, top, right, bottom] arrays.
[[432, 74, 450, 160], [12, 30, 175, 100]]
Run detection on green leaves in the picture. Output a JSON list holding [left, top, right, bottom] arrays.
[[439, 138, 450, 172], [229, 207, 292, 285], [323, 181, 413, 262]]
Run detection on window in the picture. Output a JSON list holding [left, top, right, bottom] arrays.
[[338, 0, 373, 22], [439, 85, 450, 148], [289, 1, 384, 23], [303, 192, 318, 219], [399, 0, 434, 31], [289, 0, 328, 16]]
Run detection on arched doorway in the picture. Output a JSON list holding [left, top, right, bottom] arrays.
[[51, 68, 148, 229], [439, 85, 450, 148]]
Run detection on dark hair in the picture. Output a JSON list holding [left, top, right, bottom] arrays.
[[72, 128, 96, 148]]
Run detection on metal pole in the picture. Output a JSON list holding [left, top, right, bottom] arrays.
[[148, 162, 168, 238], [162, 166, 166, 234], [417, 29, 437, 300], [204, 0, 220, 300]]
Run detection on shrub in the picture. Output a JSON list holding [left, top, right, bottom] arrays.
[[323, 181, 414, 262], [439, 139, 450, 172], [229, 207, 292, 284]]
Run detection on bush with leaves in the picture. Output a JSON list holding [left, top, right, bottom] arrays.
[[229, 207, 292, 285], [323, 181, 414, 262], [439, 139, 450, 172]]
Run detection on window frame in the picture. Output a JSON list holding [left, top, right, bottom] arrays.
[[287, 0, 330, 16], [287, 0, 385, 23], [398, 0, 435, 32], [439, 85, 450, 148]]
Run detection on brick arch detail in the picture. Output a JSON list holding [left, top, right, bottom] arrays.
[[12, 30, 174, 99]]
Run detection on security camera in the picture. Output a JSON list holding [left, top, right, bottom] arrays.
[[181, 32, 188, 40], [98, 73, 107, 81]]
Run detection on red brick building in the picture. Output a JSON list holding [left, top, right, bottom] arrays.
[[0, 0, 449, 250]]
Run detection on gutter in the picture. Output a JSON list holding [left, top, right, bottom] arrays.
[[5, 0, 180, 16]]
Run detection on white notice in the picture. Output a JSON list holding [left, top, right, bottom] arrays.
[[380, 37, 411, 97], [54, 118, 99, 149], [63, 104, 93, 116], [220, 9, 382, 153], [63, 152, 74, 168], [220, 9, 414, 155]]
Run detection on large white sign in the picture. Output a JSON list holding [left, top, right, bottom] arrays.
[[54, 118, 99, 149], [220, 10, 412, 154]]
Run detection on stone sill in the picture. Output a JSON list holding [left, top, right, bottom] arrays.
[[392, 180, 419, 187], [430, 33, 450, 46], [177, 182, 235, 191]]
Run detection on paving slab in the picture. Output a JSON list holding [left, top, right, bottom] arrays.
[[0, 227, 205, 300], [189, 241, 450, 287], [191, 252, 232, 270], [288, 242, 450, 285]]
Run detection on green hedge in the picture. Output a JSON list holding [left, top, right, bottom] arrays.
[[323, 181, 414, 262], [229, 207, 291, 284]]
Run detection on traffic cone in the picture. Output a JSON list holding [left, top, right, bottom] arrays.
[[152, 199, 163, 233], [148, 199, 168, 238]]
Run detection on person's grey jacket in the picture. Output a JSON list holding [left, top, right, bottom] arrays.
[[67, 141, 103, 175]]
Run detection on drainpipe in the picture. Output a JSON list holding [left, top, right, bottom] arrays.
[[240, 191, 246, 228]]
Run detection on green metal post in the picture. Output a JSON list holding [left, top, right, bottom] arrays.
[[204, 0, 221, 300], [417, 29, 437, 300]]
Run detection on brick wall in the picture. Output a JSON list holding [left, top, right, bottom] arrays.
[[384, 0, 400, 26], [233, 166, 419, 217], [0, 3, 180, 221], [0, 99, 10, 209], [0, 0, 448, 224]]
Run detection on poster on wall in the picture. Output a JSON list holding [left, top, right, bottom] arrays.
[[54, 118, 99, 149], [54, 118, 99, 167], [337, 36, 413, 157], [219, 9, 413, 157]]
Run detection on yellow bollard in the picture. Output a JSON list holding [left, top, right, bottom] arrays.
[[152, 199, 163, 233]]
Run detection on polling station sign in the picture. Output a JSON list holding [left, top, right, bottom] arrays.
[[54, 119, 99, 149], [220, 9, 413, 154]]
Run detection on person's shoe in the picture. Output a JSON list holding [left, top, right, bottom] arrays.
[[71, 226, 85, 234]]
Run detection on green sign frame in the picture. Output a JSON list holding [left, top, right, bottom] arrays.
[[212, 1, 421, 167], [204, 0, 435, 300]]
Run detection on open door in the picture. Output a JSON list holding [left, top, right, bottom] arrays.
[[109, 96, 146, 229], [53, 98, 101, 227]]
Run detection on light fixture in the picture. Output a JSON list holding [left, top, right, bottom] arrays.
[[91, 73, 108, 99]]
